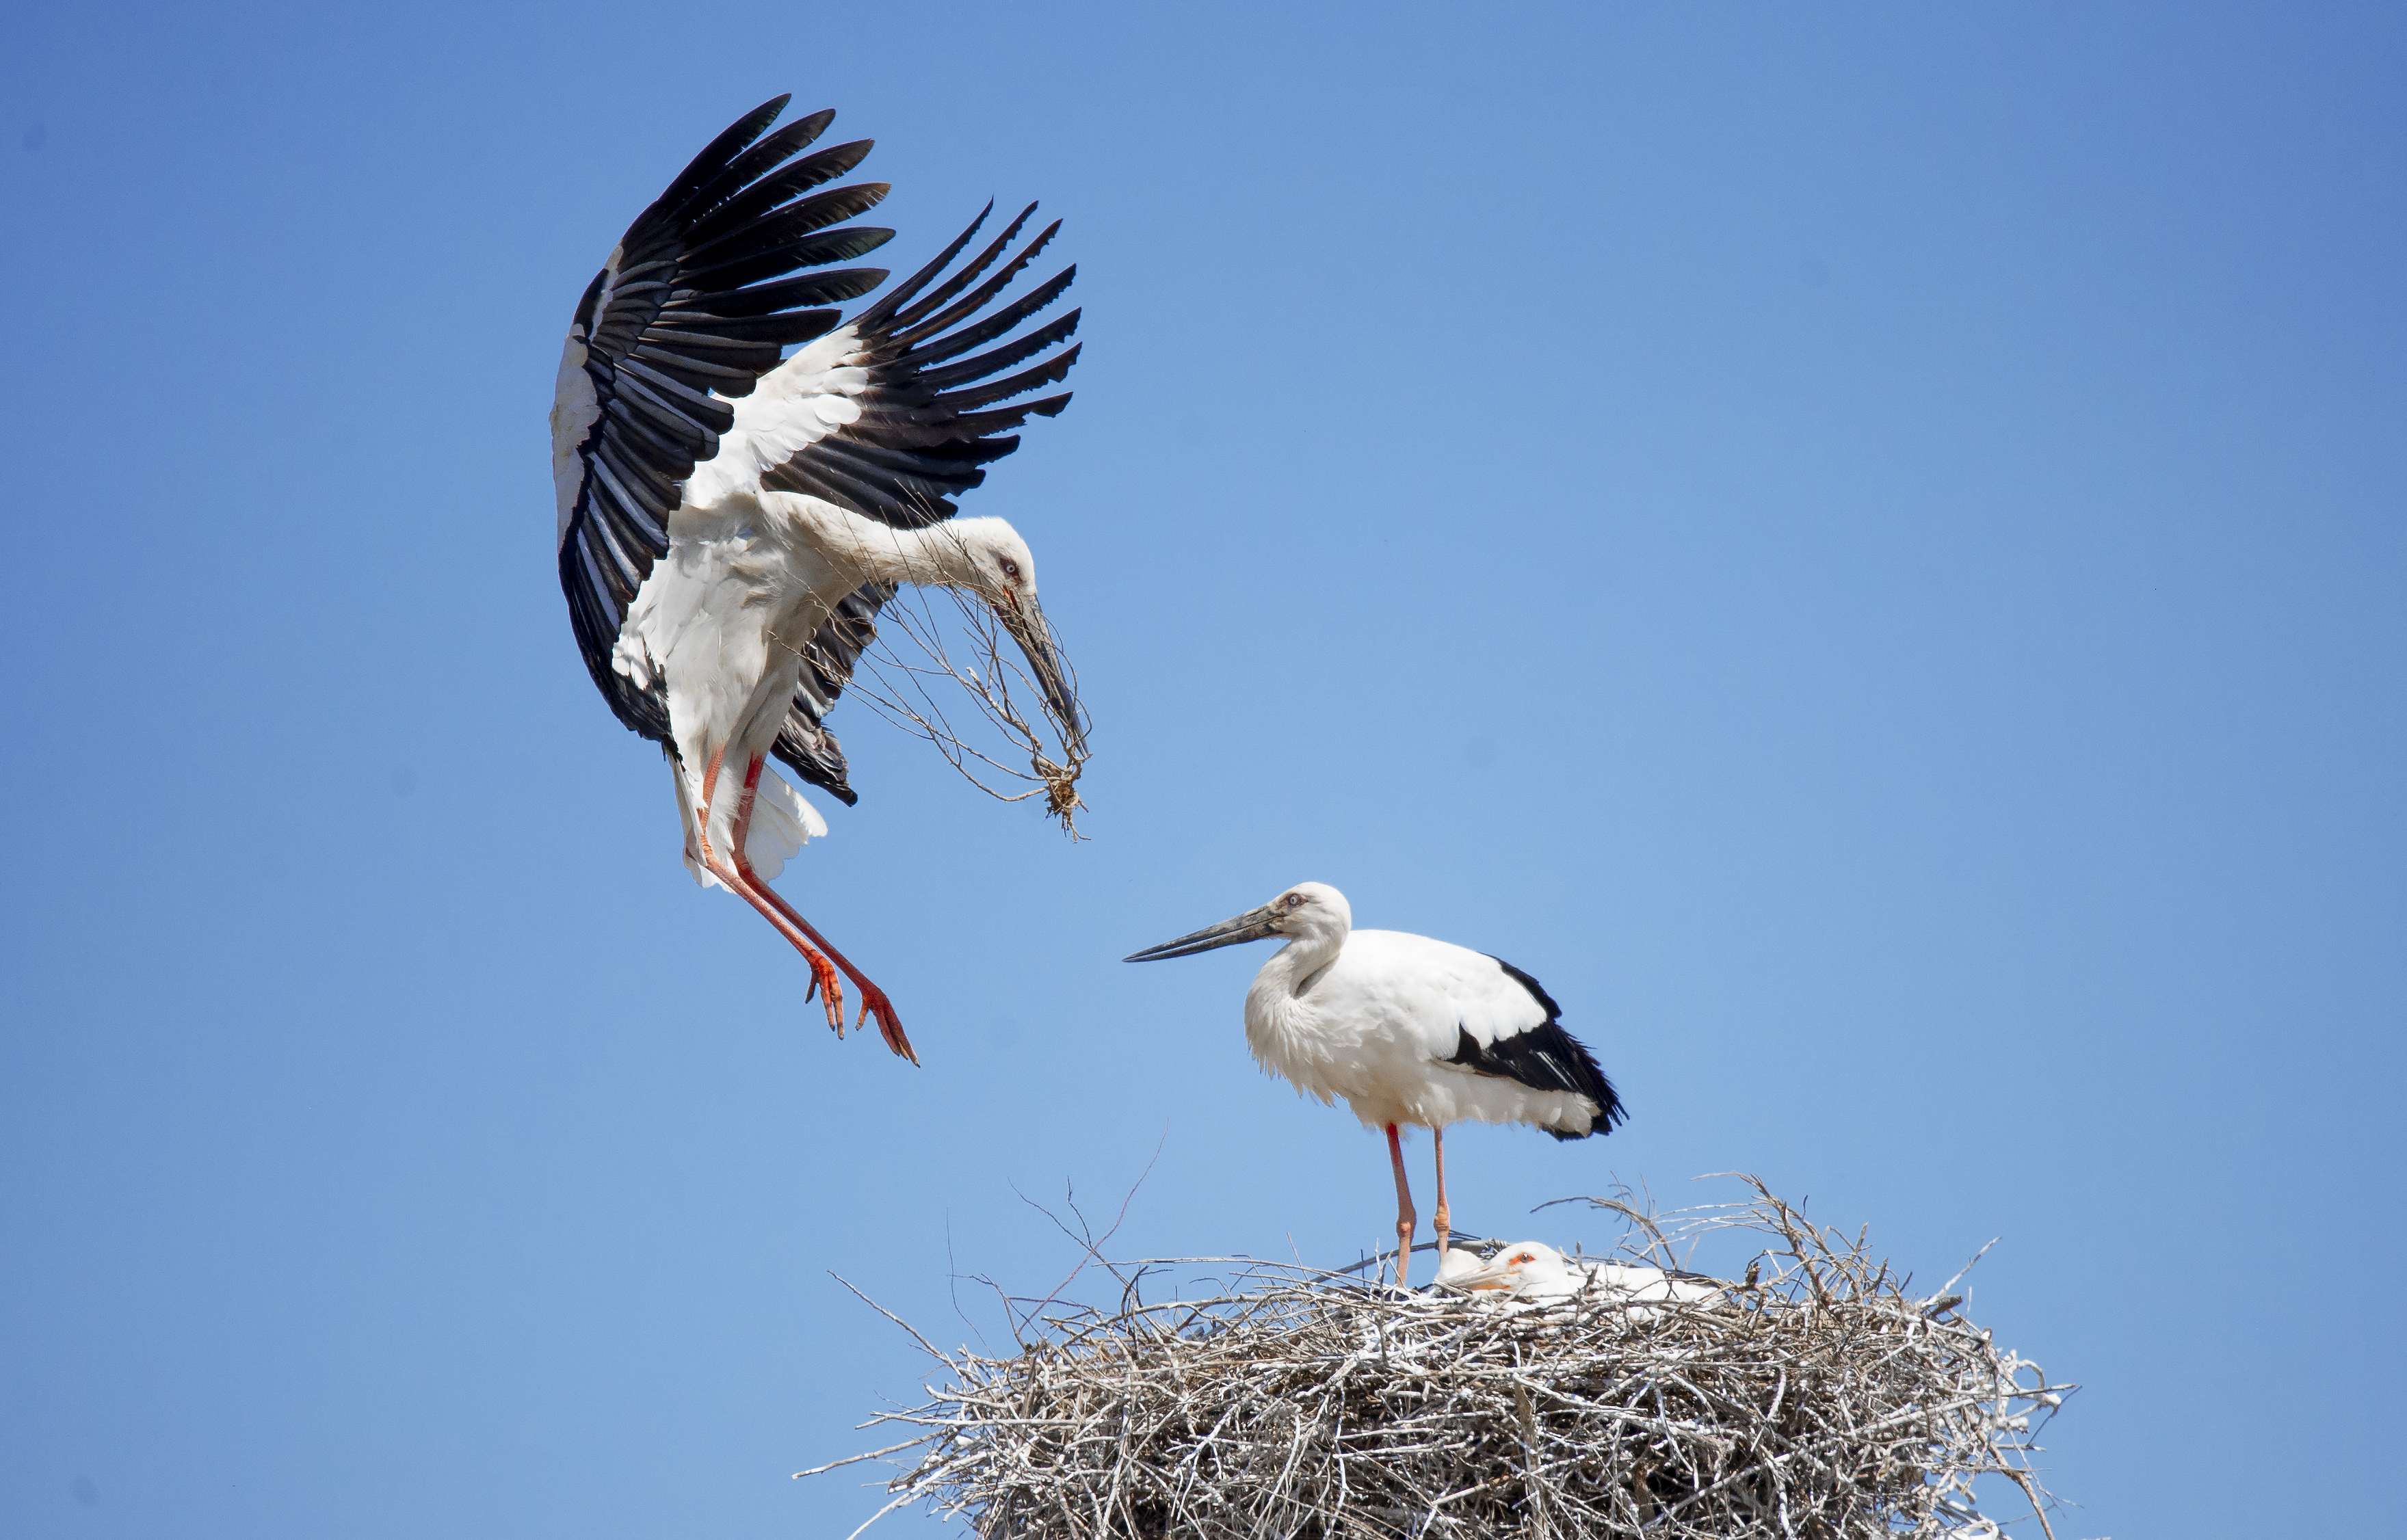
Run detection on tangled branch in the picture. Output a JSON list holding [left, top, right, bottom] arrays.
[[843, 583, 1089, 836], [801, 1176, 2073, 1539]]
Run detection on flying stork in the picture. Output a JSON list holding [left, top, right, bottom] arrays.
[[551, 97, 1087, 1064], [1124, 884, 1624, 1286]]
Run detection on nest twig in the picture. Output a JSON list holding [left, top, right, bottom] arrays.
[[843, 583, 1089, 836], [800, 1176, 2073, 1539]]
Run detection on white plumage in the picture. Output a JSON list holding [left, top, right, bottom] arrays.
[[550, 98, 1087, 1063], [1238, 916, 1604, 1137], [681, 322, 871, 509], [1127, 883, 1625, 1286], [668, 745, 826, 889], [607, 496, 1049, 882], [1436, 1240, 1726, 1317]]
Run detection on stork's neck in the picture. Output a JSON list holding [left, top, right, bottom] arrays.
[[1242, 921, 1352, 1089], [856, 524, 979, 588], [1253, 926, 1347, 1003], [790, 506, 986, 590]]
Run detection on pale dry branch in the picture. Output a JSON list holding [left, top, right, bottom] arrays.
[[761, 508, 1092, 835], [845, 583, 1089, 835], [801, 1177, 2073, 1539]]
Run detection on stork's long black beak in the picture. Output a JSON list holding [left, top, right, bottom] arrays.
[[1123, 904, 1283, 963], [997, 594, 1086, 758]]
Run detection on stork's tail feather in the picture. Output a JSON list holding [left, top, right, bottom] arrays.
[[669, 756, 828, 889]]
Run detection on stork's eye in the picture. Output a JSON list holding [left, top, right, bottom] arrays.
[[1284, 893, 1306, 910], [999, 557, 1023, 581]]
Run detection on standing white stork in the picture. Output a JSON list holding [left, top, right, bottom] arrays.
[[1124, 884, 1624, 1286], [551, 98, 1088, 1064]]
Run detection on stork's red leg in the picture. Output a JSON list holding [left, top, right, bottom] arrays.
[[717, 755, 915, 1063], [1386, 1122, 1419, 1289], [1432, 1125, 1452, 1269], [727, 758, 918, 1065], [742, 881, 915, 1064], [694, 749, 847, 1032]]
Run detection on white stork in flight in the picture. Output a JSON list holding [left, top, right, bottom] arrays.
[[551, 98, 1087, 1065], [1125, 884, 1624, 1286]]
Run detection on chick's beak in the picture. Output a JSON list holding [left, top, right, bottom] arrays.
[[1444, 1258, 1520, 1292]]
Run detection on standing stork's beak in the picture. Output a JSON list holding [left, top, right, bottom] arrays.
[[996, 593, 1086, 758], [1123, 903, 1283, 963]]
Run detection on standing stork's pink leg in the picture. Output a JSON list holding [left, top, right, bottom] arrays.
[[1432, 1125, 1452, 1269], [1386, 1122, 1419, 1288], [693, 747, 847, 1033], [726, 756, 917, 1065]]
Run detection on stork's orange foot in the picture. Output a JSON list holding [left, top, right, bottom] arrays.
[[856, 983, 917, 1065], [804, 953, 846, 1033]]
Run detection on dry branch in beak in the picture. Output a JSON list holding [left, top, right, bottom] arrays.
[[837, 585, 1092, 836]]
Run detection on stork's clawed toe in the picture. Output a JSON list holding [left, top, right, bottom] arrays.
[[806, 956, 846, 1033], [857, 985, 917, 1065]]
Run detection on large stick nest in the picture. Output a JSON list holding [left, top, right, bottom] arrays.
[[805, 1177, 2073, 1539]]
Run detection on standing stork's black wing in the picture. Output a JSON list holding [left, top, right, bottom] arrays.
[[551, 96, 893, 752], [1447, 958, 1627, 1141]]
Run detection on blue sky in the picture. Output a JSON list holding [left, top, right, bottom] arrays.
[[3, 3, 2402, 1535]]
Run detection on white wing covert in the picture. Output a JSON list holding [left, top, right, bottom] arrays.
[[708, 198, 1080, 530], [553, 94, 891, 762], [1440, 955, 1626, 1139], [551, 98, 1081, 806]]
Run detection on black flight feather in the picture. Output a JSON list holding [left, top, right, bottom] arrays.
[[1445, 958, 1627, 1140], [852, 202, 991, 332], [556, 96, 1081, 808]]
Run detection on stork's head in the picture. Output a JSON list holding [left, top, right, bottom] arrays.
[[929, 518, 1086, 758], [1122, 881, 1352, 963]]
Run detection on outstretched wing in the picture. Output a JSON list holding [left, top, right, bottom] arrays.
[[553, 99, 1082, 806], [702, 202, 1083, 799], [551, 95, 894, 748], [693, 200, 1082, 530]]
